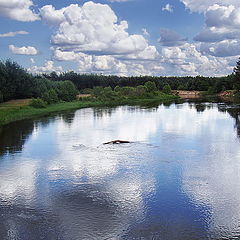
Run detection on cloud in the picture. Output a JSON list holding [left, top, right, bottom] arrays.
[[0, 0, 39, 22], [180, 0, 240, 13], [162, 4, 173, 13], [193, 4, 240, 57], [205, 4, 240, 28], [42, 1, 161, 76], [194, 28, 240, 43], [194, 4, 240, 43], [9, 45, 38, 55], [30, 58, 35, 64], [28, 61, 63, 74], [41, 2, 151, 56], [142, 28, 150, 37], [200, 40, 240, 57], [158, 29, 188, 46], [39, 1, 236, 76], [0, 31, 29, 38], [40, 5, 66, 25], [160, 43, 233, 76]]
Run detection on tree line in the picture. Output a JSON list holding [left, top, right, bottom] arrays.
[[0, 60, 78, 103], [44, 71, 235, 94], [1, 59, 240, 103]]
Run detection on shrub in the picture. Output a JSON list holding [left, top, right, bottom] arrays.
[[135, 85, 146, 96], [114, 86, 121, 92], [93, 86, 104, 97], [144, 81, 157, 92], [118, 87, 135, 96], [162, 84, 172, 94], [30, 98, 47, 108], [42, 89, 59, 104], [0, 91, 3, 103], [81, 88, 93, 94], [57, 81, 78, 102]]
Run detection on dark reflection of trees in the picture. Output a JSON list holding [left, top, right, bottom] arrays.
[[162, 101, 172, 109], [60, 112, 76, 125], [194, 104, 207, 112], [93, 107, 116, 118], [0, 120, 34, 156], [226, 108, 240, 138], [0, 113, 68, 157]]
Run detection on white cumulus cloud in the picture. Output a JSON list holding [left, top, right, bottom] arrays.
[[9, 45, 38, 55], [180, 0, 240, 13], [40, 2, 151, 56], [0, 0, 39, 22], [28, 61, 63, 74], [193, 4, 240, 57]]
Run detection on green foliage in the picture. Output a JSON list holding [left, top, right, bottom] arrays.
[[207, 86, 215, 95], [177, 84, 186, 90], [135, 85, 146, 96], [0, 91, 3, 103], [42, 89, 59, 104], [234, 58, 240, 91], [114, 86, 121, 92], [81, 88, 93, 94], [118, 87, 135, 97], [0, 58, 238, 105], [93, 86, 104, 97], [56, 81, 78, 102], [30, 98, 47, 108], [162, 84, 172, 94], [144, 81, 157, 92]]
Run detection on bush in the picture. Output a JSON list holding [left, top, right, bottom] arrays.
[[144, 81, 157, 92], [114, 86, 121, 92], [207, 86, 215, 95], [57, 81, 78, 101], [42, 89, 58, 104], [135, 85, 146, 96], [162, 84, 172, 94], [0, 91, 3, 103], [93, 86, 104, 97], [30, 98, 47, 108], [118, 87, 135, 96], [81, 88, 93, 94]]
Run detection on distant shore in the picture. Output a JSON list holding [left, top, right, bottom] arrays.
[[172, 90, 235, 99]]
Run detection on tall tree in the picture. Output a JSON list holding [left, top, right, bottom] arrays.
[[233, 58, 240, 91]]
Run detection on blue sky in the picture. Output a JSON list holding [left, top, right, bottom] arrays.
[[0, 0, 239, 76]]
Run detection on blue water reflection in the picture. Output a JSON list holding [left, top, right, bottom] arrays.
[[0, 102, 240, 239]]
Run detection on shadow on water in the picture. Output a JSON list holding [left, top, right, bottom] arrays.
[[0, 120, 34, 156]]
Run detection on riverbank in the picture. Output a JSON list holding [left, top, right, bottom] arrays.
[[0, 95, 178, 126]]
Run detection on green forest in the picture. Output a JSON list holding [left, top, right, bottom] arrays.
[[1, 59, 240, 104]]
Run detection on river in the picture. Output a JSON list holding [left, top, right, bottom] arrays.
[[0, 101, 240, 240]]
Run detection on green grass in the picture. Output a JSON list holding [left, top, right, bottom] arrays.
[[0, 94, 178, 126]]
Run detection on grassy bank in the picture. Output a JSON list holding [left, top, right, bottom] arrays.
[[0, 94, 178, 126]]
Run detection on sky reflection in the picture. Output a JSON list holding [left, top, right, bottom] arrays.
[[0, 102, 239, 239]]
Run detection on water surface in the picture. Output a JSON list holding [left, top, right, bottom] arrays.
[[0, 101, 240, 240]]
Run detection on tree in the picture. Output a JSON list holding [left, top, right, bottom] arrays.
[[42, 89, 58, 104], [162, 84, 172, 94], [233, 58, 240, 91], [144, 81, 157, 92], [0, 91, 3, 103]]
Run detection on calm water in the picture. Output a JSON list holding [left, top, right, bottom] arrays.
[[0, 101, 240, 240]]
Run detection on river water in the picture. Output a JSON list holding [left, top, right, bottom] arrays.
[[0, 101, 240, 240]]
